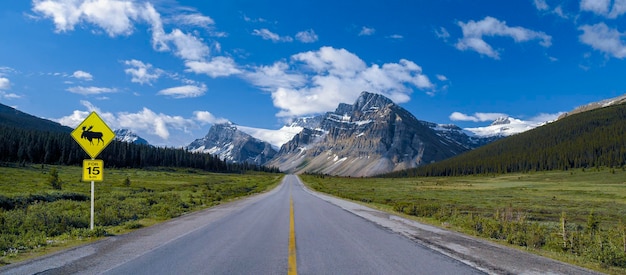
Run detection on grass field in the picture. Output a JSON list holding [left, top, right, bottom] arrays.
[[0, 163, 283, 265], [301, 168, 626, 274]]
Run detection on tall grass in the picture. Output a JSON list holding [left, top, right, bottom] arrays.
[[301, 168, 626, 274], [0, 164, 282, 264]]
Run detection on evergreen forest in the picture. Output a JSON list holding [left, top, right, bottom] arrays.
[[385, 103, 626, 177], [0, 124, 279, 173]]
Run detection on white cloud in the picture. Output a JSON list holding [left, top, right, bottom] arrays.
[[579, 23, 626, 58], [245, 46, 435, 118], [0, 91, 20, 99], [0, 77, 10, 90], [534, 0, 549, 11], [435, 27, 450, 41], [244, 62, 306, 91], [359, 26, 375, 36], [32, 0, 142, 37], [72, 70, 93, 80], [56, 101, 202, 142], [166, 29, 210, 61], [388, 34, 404, 39], [455, 16, 552, 59], [193, 111, 229, 125], [170, 13, 214, 27], [185, 56, 242, 77], [449, 112, 508, 122], [295, 29, 318, 43], [124, 59, 162, 85], [67, 86, 117, 95], [252, 28, 293, 42], [529, 112, 564, 122], [32, 1, 217, 66], [580, 0, 626, 18], [157, 84, 207, 98]]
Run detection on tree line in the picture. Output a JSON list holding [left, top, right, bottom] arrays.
[[0, 125, 280, 173], [385, 103, 626, 177]]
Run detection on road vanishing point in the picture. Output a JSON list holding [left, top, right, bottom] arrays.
[[1, 175, 600, 275]]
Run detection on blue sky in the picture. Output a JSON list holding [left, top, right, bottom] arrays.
[[1, 0, 625, 146]]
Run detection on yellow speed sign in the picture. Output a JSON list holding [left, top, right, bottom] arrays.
[[83, 159, 104, 182]]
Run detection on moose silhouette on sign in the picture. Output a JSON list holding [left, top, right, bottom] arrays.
[[81, 126, 104, 145]]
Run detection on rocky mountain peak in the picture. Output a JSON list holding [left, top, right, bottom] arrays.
[[114, 129, 149, 145], [490, 117, 511, 126], [354, 91, 395, 112]]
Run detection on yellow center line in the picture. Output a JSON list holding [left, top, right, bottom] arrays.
[[288, 194, 298, 275]]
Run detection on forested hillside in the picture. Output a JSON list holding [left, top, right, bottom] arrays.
[[0, 104, 71, 133], [386, 103, 626, 177], [0, 125, 279, 173]]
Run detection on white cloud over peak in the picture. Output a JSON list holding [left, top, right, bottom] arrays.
[[578, 23, 626, 58], [72, 70, 93, 80], [123, 59, 162, 85], [157, 84, 207, 98], [455, 16, 552, 59], [449, 112, 508, 122], [244, 46, 436, 118], [57, 101, 228, 145], [193, 111, 229, 125]]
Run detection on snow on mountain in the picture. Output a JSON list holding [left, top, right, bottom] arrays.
[[463, 117, 544, 137], [114, 129, 149, 145], [237, 125, 303, 150]]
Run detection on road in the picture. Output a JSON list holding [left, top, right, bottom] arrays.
[[107, 175, 480, 274], [1, 175, 599, 274]]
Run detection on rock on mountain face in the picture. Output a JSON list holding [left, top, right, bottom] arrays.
[[420, 122, 499, 149], [267, 92, 471, 177], [187, 123, 277, 165], [114, 129, 149, 145], [558, 93, 626, 119]]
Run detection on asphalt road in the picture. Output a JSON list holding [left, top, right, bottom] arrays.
[[106, 175, 481, 274], [2, 175, 483, 275], [2, 175, 599, 274]]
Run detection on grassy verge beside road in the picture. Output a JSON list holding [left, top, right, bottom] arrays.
[[301, 168, 626, 274], [0, 163, 283, 265]]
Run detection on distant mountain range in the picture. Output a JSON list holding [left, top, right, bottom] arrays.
[[114, 129, 149, 145], [189, 92, 503, 176], [3, 91, 625, 176]]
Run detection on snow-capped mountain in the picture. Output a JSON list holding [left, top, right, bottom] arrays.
[[186, 92, 564, 176], [186, 123, 277, 165], [267, 92, 472, 177], [114, 129, 149, 145], [237, 125, 303, 150], [463, 117, 545, 137]]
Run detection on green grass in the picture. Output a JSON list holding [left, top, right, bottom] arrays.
[[0, 163, 283, 265], [301, 168, 626, 274]]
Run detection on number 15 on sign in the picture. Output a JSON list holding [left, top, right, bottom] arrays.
[[83, 159, 104, 182]]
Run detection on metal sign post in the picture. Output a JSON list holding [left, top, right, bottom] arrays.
[[71, 112, 115, 230]]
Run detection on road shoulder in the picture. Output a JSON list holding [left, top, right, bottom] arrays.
[[297, 176, 602, 275]]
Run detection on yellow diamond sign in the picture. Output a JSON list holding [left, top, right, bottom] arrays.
[[71, 111, 116, 159]]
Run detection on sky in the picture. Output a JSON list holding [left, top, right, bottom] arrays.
[[1, 0, 626, 147]]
